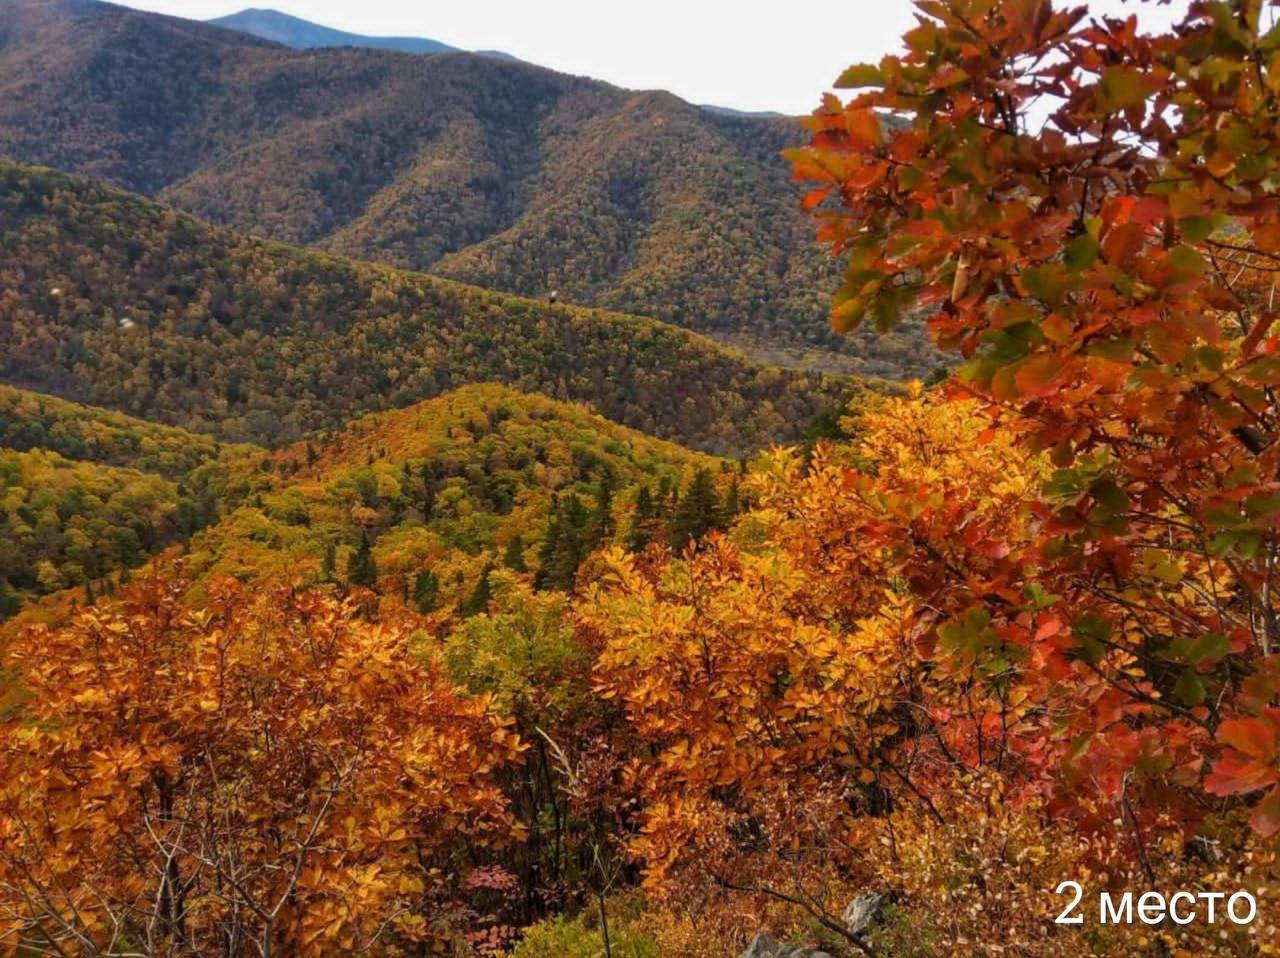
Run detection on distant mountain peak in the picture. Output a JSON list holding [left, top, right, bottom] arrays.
[[207, 8, 513, 59]]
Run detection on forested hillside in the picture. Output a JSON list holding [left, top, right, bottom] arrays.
[[0, 384, 254, 479], [0, 0, 937, 376], [180, 383, 732, 604], [0, 161, 856, 454], [0, 382, 737, 630], [0, 448, 177, 615], [0, 387, 262, 615]]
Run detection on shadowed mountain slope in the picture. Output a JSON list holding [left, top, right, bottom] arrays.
[[0, 160, 857, 454]]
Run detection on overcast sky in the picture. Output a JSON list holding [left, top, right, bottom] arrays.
[[117, 1, 1184, 115]]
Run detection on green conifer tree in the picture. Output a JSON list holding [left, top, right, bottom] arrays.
[[0, 578, 20, 619], [460, 565, 494, 618], [419, 463, 437, 520], [347, 534, 378, 589], [628, 486, 655, 552], [720, 476, 742, 525], [536, 493, 591, 591], [412, 568, 440, 613], [670, 469, 720, 552], [504, 535, 528, 572], [590, 468, 617, 545]]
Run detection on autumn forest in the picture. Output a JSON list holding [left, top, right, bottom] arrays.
[[2, 0, 1280, 955]]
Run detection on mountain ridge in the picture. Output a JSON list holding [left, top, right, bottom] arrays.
[[0, 159, 857, 455], [0, 0, 938, 377], [207, 8, 517, 60]]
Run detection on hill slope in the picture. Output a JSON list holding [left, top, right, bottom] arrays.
[[0, 383, 727, 625], [0, 0, 935, 376], [0, 383, 254, 479], [181, 382, 720, 601], [0, 161, 853, 454]]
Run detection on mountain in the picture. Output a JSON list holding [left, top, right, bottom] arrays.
[[207, 8, 516, 60], [0, 0, 937, 378], [0, 383, 255, 479], [207, 8, 456, 54], [0, 160, 856, 455]]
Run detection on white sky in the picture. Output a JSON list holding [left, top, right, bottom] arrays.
[[115, 0, 1184, 115]]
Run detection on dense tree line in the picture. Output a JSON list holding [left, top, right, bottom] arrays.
[[0, 448, 177, 613], [0, 384, 251, 480], [0, 161, 856, 455], [0, 0, 937, 376]]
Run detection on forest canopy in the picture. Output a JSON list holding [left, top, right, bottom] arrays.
[[0, 0, 940, 376], [7, 0, 1280, 956], [0, 161, 857, 455]]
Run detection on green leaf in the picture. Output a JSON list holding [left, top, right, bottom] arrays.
[[1179, 215, 1223, 242], [1090, 478, 1130, 518], [1022, 583, 1060, 612], [835, 63, 886, 89], [1072, 614, 1111, 665], [1167, 632, 1230, 666], [1174, 668, 1207, 706], [1096, 66, 1156, 112], [1168, 245, 1207, 278], [1064, 235, 1100, 272]]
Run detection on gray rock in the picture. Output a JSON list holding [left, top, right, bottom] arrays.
[[741, 934, 834, 958], [842, 892, 885, 936], [742, 932, 778, 958]]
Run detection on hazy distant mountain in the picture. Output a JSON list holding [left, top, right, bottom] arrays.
[[208, 8, 515, 59], [0, 0, 938, 377], [698, 104, 787, 119]]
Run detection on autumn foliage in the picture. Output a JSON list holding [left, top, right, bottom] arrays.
[[12, 0, 1280, 955], [787, 0, 1280, 835], [581, 0, 1280, 951], [0, 576, 520, 956]]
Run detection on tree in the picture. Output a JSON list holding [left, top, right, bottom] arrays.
[[418, 463, 438, 520], [718, 474, 741, 526], [0, 575, 521, 955], [668, 469, 719, 551], [412, 567, 440, 613], [461, 564, 495, 619], [504, 535, 528, 573], [0, 578, 18, 619], [347, 533, 377, 589], [787, 0, 1280, 841], [589, 469, 617, 545], [626, 486, 655, 553], [535, 494, 592, 592]]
